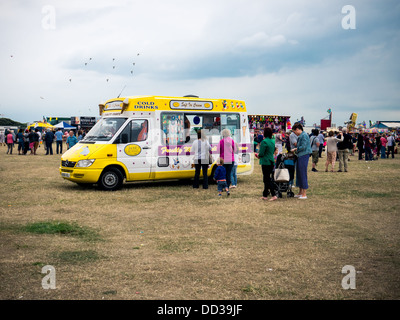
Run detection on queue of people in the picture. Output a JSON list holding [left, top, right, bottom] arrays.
[[2, 128, 86, 155], [192, 128, 239, 196]]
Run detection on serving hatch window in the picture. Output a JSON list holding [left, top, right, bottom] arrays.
[[221, 114, 240, 143], [161, 112, 241, 145]]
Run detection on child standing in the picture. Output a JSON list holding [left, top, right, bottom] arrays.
[[214, 158, 230, 197], [273, 147, 278, 162]]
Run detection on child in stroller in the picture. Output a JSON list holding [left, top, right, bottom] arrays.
[[273, 151, 296, 198]]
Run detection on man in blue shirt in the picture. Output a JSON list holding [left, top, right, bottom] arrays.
[[66, 130, 78, 149], [55, 128, 63, 154]]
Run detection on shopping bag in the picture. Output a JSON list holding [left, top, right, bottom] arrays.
[[274, 168, 290, 182]]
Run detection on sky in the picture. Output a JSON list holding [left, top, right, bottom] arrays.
[[1, 0, 399, 127]]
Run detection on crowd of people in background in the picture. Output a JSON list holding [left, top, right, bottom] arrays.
[[1, 128, 87, 155], [253, 125, 399, 201], [253, 127, 399, 165]]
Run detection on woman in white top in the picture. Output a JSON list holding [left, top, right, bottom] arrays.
[[324, 131, 343, 172], [191, 129, 211, 189]]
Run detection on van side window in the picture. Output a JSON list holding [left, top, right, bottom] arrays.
[[116, 119, 148, 143], [135, 120, 148, 141]]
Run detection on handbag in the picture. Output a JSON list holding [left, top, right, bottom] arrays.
[[274, 165, 290, 182]]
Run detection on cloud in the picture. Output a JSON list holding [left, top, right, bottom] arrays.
[[1, 0, 399, 127], [236, 32, 288, 48]]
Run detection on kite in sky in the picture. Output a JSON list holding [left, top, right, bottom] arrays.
[[69, 54, 141, 83]]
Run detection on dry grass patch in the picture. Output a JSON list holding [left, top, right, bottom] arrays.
[[0, 145, 399, 300]]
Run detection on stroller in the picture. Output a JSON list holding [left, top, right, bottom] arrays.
[[273, 152, 296, 198]]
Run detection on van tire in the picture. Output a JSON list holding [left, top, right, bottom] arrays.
[[99, 167, 124, 191]]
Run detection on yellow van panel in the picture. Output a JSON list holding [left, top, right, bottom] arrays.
[[101, 96, 247, 115], [60, 144, 129, 184]]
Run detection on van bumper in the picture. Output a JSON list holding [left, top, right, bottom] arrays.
[[60, 167, 102, 184]]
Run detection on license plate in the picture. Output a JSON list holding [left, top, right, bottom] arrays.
[[61, 172, 71, 178]]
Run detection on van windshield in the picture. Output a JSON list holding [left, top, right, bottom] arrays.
[[82, 117, 127, 142]]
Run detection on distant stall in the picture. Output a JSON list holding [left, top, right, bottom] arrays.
[[54, 121, 76, 130], [248, 114, 291, 132], [366, 128, 388, 133], [71, 116, 97, 131], [372, 121, 400, 130], [27, 122, 55, 132]]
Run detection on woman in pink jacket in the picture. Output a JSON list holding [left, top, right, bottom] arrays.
[[6, 130, 15, 154], [219, 129, 237, 188]]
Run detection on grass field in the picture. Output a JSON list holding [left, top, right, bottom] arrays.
[[0, 143, 399, 300]]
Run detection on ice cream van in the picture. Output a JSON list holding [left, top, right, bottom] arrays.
[[60, 95, 252, 190]]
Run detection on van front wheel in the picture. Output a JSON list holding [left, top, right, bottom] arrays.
[[99, 168, 123, 191]]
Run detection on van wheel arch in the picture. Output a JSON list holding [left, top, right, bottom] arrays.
[[98, 165, 126, 191]]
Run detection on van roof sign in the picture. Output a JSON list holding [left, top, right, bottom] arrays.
[[170, 100, 213, 110], [105, 101, 123, 111]]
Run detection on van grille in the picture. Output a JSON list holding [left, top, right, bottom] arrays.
[[61, 160, 76, 168]]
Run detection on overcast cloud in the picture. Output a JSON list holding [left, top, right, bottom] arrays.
[[1, 0, 399, 126]]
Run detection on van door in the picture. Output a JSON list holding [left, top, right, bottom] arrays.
[[115, 118, 152, 181]]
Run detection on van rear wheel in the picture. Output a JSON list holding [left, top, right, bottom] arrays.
[[99, 167, 123, 191]]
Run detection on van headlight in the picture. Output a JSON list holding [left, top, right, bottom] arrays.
[[76, 159, 95, 167]]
